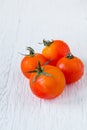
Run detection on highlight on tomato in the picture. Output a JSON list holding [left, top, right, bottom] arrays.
[[56, 53, 84, 84], [21, 47, 47, 79], [29, 62, 66, 99], [40, 39, 70, 65]]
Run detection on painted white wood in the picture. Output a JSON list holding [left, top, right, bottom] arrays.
[[0, 0, 87, 130]]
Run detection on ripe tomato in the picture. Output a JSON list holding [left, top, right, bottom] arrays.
[[30, 62, 66, 99], [56, 53, 84, 84], [41, 39, 70, 65], [21, 47, 47, 79]]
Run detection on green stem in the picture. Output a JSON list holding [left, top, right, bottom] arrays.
[[27, 47, 35, 56], [27, 61, 52, 82], [66, 53, 74, 59], [36, 61, 43, 74], [39, 39, 53, 46]]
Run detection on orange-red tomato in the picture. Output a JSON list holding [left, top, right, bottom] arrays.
[[41, 40, 70, 65], [21, 47, 47, 79], [30, 64, 66, 99], [56, 53, 84, 84]]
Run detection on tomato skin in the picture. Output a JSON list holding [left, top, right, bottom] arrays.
[[56, 56, 84, 84], [42, 40, 70, 65], [21, 53, 47, 79], [30, 65, 66, 99]]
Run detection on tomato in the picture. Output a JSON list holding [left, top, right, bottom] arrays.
[[41, 39, 70, 65], [56, 53, 84, 84], [21, 47, 47, 79], [29, 62, 66, 99]]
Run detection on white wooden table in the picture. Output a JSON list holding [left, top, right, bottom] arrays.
[[0, 0, 87, 130]]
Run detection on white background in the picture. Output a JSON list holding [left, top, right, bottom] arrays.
[[0, 0, 87, 130]]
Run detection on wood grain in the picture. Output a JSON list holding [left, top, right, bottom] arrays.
[[0, 0, 87, 130]]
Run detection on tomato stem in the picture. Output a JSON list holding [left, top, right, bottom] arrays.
[[27, 47, 35, 56], [39, 39, 53, 46], [26, 61, 52, 82], [36, 61, 43, 74], [66, 53, 74, 59]]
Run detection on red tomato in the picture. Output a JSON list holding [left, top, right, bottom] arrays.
[[56, 53, 84, 84], [41, 39, 70, 65], [30, 63, 66, 99], [21, 47, 47, 79]]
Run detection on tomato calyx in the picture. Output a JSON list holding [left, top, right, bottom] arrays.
[[39, 39, 53, 46], [27, 61, 52, 82], [26, 47, 35, 57], [19, 47, 35, 57], [66, 53, 74, 59]]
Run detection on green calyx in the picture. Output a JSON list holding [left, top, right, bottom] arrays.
[[26, 47, 35, 57], [66, 53, 74, 59], [18, 47, 35, 57], [27, 61, 51, 82], [39, 39, 54, 46]]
